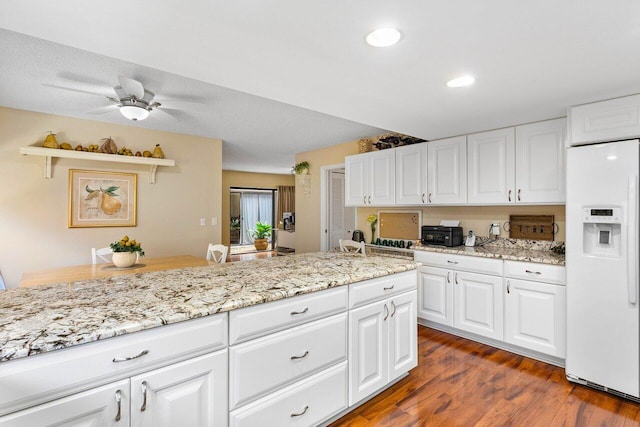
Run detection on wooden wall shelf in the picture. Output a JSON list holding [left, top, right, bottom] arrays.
[[19, 146, 176, 183]]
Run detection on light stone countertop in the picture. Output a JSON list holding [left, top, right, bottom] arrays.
[[0, 252, 417, 363]]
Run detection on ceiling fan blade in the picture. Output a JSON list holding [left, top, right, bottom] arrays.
[[157, 95, 207, 105], [87, 105, 118, 115], [43, 83, 107, 97], [113, 86, 128, 99], [154, 107, 184, 122], [118, 76, 145, 99]]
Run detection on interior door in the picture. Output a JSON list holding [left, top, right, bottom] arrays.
[[329, 170, 355, 249]]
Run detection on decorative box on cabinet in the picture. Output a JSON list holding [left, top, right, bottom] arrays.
[[345, 150, 396, 206], [416, 252, 503, 341], [348, 271, 417, 405], [569, 94, 640, 145], [504, 261, 566, 358]]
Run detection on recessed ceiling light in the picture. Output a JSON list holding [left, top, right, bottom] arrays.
[[446, 75, 475, 88], [366, 28, 402, 47]]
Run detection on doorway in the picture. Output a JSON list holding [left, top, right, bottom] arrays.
[[230, 188, 276, 254], [321, 165, 356, 251]]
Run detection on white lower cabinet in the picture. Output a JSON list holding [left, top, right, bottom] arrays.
[[417, 266, 453, 326], [454, 271, 503, 340], [0, 379, 130, 427], [349, 290, 417, 405], [131, 350, 228, 427]]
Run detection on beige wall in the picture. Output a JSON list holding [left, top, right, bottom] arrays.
[[357, 205, 566, 243], [294, 140, 360, 253], [221, 170, 294, 246], [0, 107, 222, 288]]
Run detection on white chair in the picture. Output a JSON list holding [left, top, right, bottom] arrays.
[[339, 239, 366, 256], [206, 244, 229, 263], [0, 270, 5, 290], [91, 247, 113, 264]]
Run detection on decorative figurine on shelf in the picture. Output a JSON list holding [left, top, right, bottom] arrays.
[[367, 214, 378, 245]]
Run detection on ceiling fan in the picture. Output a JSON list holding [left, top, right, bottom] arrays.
[[44, 76, 198, 122]]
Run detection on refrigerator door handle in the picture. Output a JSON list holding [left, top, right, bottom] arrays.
[[629, 175, 638, 305]]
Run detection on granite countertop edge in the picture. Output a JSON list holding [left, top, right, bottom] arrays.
[[412, 244, 565, 266]]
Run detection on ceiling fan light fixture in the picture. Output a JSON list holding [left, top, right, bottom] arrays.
[[366, 28, 402, 47], [119, 105, 150, 121]]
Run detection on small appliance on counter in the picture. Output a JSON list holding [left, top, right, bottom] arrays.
[[421, 225, 463, 247], [352, 230, 365, 242]]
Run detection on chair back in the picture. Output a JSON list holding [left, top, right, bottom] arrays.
[[0, 270, 5, 290], [207, 244, 229, 263], [339, 239, 366, 256], [91, 247, 113, 265]]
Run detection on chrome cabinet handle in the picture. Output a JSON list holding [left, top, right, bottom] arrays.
[[290, 307, 308, 315], [115, 390, 122, 422], [291, 405, 309, 417], [508, 190, 512, 202], [428, 193, 432, 203], [383, 284, 395, 291], [455, 273, 459, 285], [390, 301, 396, 317], [421, 193, 425, 203], [517, 189, 521, 201], [291, 350, 309, 360], [113, 349, 149, 363], [525, 270, 542, 275], [383, 303, 389, 321], [368, 196, 372, 204], [140, 381, 147, 412], [447, 260, 459, 264], [507, 280, 511, 294], [447, 271, 451, 284], [363, 196, 366, 204]]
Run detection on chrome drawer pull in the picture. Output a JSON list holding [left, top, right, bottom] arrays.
[[291, 350, 309, 360], [290, 307, 309, 315], [115, 390, 122, 422], [507, 280, 511, 294], [447, 260, 459, 264], [291, 405, 309, 417], [140, 381, 148, 412], [112, 349, 149, 363], [525, 270, 542, 275], [383, 284, 395, 291]]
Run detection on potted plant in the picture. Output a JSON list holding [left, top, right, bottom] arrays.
[[109, 235, 144, 267], [292, 161, 310, 175], [252, 221, 272, 251]]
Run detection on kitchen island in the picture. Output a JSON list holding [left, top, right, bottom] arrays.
[[0, 252, 417, 426]]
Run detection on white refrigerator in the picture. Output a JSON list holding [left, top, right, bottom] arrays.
[[566, 139, 640, 398]]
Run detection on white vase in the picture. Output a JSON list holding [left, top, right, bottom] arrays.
[[112, 251, 137, 268]]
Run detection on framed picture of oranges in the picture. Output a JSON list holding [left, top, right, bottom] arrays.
[[68, 170, 137, 228]]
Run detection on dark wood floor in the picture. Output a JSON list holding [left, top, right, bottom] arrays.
[[330, 326, 640, 426]]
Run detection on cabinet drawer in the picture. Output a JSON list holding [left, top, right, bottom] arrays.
[[504, 261, 565, 285], [229, 313, 347, 410], [414, 251, 503, 276], [0, 314, 227, 417], [230, 287, 347, 345], [349, 271, 416, 309], [230, 362, 347, 427]]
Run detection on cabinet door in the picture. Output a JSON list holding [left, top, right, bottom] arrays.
[[467, 128, 515, 204], [515, 118, 566, 203], [0, 380, 129, 427], [345, 153, 368, 206], [454, 271, 503, 340], [131, 350, 228, 427], [505, 279, 566, 357], [388, 291, 418, 380], [427, 136, 467, 204], [368, 150, 396, 205], [417, 266, 453, 326], [569, 94, 640, 145], [348, 301, 388, 405], [395, 144, 427, 205]]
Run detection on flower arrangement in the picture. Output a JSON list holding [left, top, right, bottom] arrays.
[[366, 214, 378, 244], [110, 235, 145, 256]]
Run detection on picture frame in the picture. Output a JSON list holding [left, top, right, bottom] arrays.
[[68, 169, 137, 228]]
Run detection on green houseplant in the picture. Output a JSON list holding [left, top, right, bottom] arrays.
[[109, 235, 144, 267], [252, 221, 272, 250], [292, 161, 310, 175]]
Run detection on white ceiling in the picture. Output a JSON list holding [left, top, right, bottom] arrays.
[[1, 1, 640, 173]]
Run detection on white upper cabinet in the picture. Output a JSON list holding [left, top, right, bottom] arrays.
[[345, 150, 395, 206], [515, 118, 566, 204], [395, 144, 427, 205], [467, 128, 515, 204], [569, 94, 640, 145], [427, 136, 467, 205]]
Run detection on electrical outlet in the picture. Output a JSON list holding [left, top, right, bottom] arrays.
[[211, 217, 218, 226], [490, 221, 501, 236], [200, 218, 206, 227]]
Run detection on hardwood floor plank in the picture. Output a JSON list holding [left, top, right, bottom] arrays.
[[329, 326, 640, 426]]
